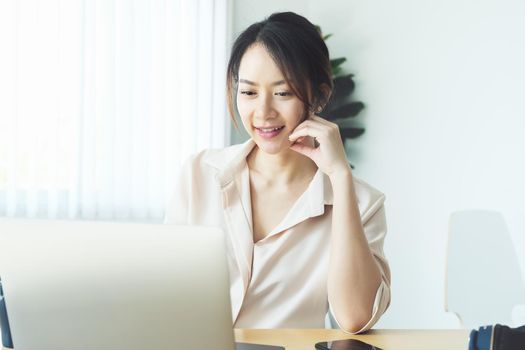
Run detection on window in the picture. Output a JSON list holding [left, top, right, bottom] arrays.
[[0, 0, 231, 221]]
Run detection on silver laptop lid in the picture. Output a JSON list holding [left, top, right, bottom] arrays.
[[0, 219, 235, 350]]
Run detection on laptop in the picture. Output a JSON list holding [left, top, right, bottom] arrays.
[[0, 219, 283, 350]]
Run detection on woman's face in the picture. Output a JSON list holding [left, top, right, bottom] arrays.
[[236, 44, 306, 155]]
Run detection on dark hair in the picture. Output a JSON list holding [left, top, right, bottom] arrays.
[[226, 12, 333, 129]]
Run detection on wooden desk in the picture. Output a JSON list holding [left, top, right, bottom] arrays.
[[235, 329, 470, 350], [2, 329, 470, 350]]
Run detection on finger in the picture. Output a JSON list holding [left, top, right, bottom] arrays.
[[288, 125, 327, 142], [290, 120, 312, 134], [290, 120, 326, 136], [310, 115, 334, 127], [309, 115, 340, 133], [294, 117, 339, 142], [289, 136, 306, 146], [289, 142, 316, 158], [288, 123, 331, 141], [294, 117, 325, 129]]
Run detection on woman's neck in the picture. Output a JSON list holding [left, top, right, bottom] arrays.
[[246, 142, 318, 186]]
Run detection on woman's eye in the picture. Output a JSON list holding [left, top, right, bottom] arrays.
[[275, 91, 293, 97], [240, 90, 256, 96]]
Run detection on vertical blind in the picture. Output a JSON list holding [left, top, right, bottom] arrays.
[[0, 0, 231, 221]]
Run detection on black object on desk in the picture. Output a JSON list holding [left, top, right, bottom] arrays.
[[315, 339, 382, 350], [469, 324, 525, 350], [0, 278, 14, 348]]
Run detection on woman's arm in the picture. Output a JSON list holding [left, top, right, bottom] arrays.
[[327, 169, 382, 333], [289, 114, 390, 333]]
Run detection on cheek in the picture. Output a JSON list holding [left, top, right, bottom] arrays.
[[236, 99, 253, 130], [280, 102, 305, 124], [236, 97, 250, 119]]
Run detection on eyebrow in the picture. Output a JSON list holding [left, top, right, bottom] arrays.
[[239, 79, 286, 87]]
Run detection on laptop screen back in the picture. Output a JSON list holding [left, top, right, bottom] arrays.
[[0, 219, 235, 350]]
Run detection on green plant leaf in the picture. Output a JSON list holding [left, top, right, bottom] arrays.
[[322, 101, 365, 120], [316, 23, 366, 167], [340, 127, 365, 139], [331, 74, 356, 101], [332, 67, 342, 77], [330, 57, 346, 70]]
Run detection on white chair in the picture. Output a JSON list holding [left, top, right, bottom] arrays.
[[445, 210, 525, 328]]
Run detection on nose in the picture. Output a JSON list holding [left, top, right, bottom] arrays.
[[254, 94, 277, 120]]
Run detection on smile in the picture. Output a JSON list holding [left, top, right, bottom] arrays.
[[254, 125, 285, 139]]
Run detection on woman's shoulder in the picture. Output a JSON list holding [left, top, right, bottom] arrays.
[[185, 142, 248, 170], [181, 141, 254, 180]]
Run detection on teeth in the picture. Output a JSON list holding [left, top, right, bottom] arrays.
[[260, 127, 282, 132]]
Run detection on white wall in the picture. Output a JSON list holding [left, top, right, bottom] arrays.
[[232, 0, 525, 328]]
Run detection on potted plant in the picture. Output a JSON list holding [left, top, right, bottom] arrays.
[[317, 27, 365, 146]]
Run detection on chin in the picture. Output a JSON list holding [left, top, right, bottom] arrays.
[[251, 137, 289, 155]]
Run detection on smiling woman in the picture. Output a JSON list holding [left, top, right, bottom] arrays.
[[165, 11, 391, 334]]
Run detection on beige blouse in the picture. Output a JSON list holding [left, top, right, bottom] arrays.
[[164, 139, 391, 333]]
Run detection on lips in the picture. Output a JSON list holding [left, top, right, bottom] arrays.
[[254, 125, 285, 139]]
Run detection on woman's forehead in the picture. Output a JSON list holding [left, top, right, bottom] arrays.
[[238, 44, 287, 84]]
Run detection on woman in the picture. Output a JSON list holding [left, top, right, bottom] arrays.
[[165, 12, 390, 334]]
